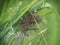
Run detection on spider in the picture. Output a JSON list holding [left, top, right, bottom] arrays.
[[19, 12, 42, 35]]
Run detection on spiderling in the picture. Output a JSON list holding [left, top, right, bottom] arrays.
[[19, 12, 42, 35]]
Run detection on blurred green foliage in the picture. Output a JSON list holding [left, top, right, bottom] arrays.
[[0, 0, 60, 45]]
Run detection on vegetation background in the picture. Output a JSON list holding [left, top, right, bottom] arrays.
[[0, 0, 60, 45]]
